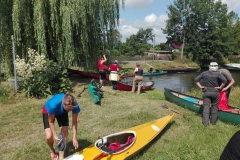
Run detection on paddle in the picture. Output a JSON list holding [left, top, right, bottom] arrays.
[[160, 104, 185, 116], [93, 152, 109, 160], [78, 86, 87, 97], [145, 62, 154, 68]]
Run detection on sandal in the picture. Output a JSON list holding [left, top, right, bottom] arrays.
[[50, 150, 58, 160]]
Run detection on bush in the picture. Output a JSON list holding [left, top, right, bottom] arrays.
[[15, 48, 72, 98], [172, 51, 181, 59], [0, 84, 15, 104]]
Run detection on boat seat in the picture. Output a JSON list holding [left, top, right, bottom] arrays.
[[100, 145, 114, 153]]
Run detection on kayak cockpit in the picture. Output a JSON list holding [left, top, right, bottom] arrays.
[[95, 131, 136, 154]]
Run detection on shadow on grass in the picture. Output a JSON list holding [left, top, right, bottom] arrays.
[[64, 139, 92, 157]]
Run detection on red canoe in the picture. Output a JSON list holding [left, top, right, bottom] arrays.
[[78, 71, 104, 79], [117, 81, 154, 91], [67, 68, 134, 81]]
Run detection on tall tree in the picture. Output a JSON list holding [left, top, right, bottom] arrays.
[[0, 0, 14, 79], [12, 0, 124, 68], [163, 0, 239, 63], [124, 28, 153, 55]]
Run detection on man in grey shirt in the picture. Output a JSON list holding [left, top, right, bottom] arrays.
[[194, 62, 227, 126]]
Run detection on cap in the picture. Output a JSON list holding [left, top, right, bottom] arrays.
[[114, 60, 118, 64], [209, 62, 218, 71], [136, 62, 140, 66], [210, 62, 218, 66]]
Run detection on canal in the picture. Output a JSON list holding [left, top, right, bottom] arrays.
[[123, 70, 240, 93]]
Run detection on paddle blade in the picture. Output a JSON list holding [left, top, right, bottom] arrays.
[[161, 104, 169, 109], [93, 153, 109, 160]]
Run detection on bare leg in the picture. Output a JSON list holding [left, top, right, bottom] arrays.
[[45, 128, 58, 160]]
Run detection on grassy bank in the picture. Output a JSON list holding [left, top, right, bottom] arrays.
[[0, 61, 239, 160]]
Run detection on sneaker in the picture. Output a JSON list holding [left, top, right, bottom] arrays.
[[50, 150, 58, 160], [57, 132, 67, 151]]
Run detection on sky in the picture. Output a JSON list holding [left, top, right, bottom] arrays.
[[118, 0, 240, 45]]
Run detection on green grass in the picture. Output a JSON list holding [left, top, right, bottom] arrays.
[[0, 61, 240, 160]]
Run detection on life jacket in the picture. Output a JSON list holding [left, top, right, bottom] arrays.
[[135, 67, 143, 76], [98, 59, 106, 70]]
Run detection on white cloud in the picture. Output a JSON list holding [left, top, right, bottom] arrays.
[[216, 0, 240, 12], [121, 0, 153, 9], [119, 14, 168, 44], [144, 13, 157, 23]]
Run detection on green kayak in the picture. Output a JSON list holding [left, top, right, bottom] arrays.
[[88, 80, 103, 104], [143, 70, 167, 76]]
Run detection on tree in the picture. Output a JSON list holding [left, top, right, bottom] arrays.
[[12, 0, 124, 69], [163, 0, 239, 64], [124, 28, 153, 55], [0, 0, 14, 79], [136, 28, 154, 44]]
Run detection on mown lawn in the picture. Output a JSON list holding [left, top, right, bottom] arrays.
[[0, 73, 239, 160], [0, 60, 239, 160]]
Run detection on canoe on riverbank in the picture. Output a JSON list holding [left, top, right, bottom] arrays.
[[224, 63, 240, 69], [117, 81, 154, 91], [64, 113, 175, 160], [67, 68, 110, 80], [223, 63, 240, 71], [164, 88, 240, 125], [88, 80, 103, 104]]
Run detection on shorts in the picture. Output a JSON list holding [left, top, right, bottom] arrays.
[[99, 70, 106, 80], [42, 112, 69, 129]]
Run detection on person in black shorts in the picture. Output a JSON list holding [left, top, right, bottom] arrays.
[[42, 93, 81, 160], [97, 54, 107, 88]]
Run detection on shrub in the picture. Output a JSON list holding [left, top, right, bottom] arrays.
[[172, 51, 180, 59], [15, 48, 72, 98], [0, 84, 15, 104]]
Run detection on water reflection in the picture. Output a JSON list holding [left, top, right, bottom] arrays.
[[123, 71, 240, 93]]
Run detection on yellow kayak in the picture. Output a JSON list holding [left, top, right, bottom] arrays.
[[64, 114, 175, 160]]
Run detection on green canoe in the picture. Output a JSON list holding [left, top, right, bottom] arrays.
[[164, 88, 240, 125], [88, 80, 103, 104], [143, 70, 167, 76]]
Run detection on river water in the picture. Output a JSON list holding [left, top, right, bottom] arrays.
[[122, 70, 240, 93]]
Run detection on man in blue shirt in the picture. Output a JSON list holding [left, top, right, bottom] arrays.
[[42, 93, 81, 160]]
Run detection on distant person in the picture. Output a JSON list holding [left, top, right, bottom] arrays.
[[42, 93, 80, 160], [194, 62, 227, 126], [220, 130, 240, 160], [109, 60, 119, 90], [131, 62, 143, 94], [148, 67, 153, 73], [98, 54, 107, 88], [219, 68, 235, 99]]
